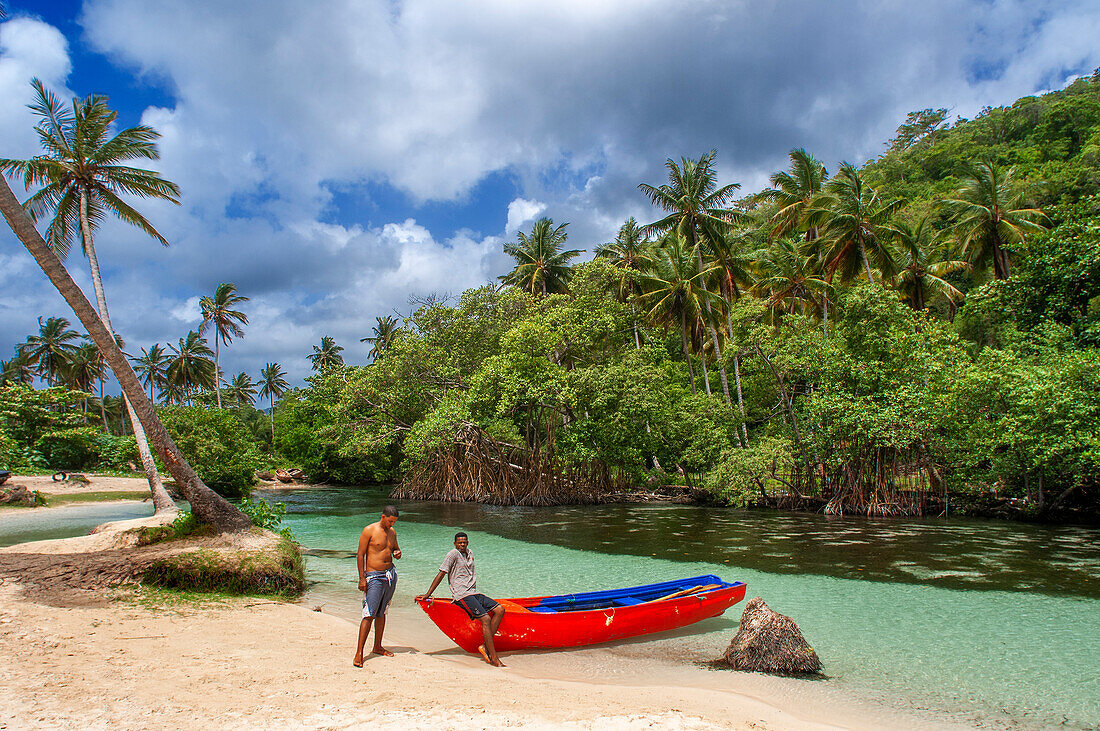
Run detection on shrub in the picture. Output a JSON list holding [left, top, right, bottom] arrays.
[[34, 427, 101, 470], [237, 497, 294, 539], [158, 406, 262, 499]]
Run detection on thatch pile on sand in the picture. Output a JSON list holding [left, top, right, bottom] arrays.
[[718, 596, 823, 676]]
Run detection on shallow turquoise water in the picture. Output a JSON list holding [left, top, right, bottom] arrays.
[[272, 487, 1100, 730], [3, 489, 1097, 728]]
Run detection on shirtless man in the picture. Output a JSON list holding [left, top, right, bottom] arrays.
[[353, 505, 401, 667]]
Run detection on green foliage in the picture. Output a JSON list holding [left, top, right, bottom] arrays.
[[158, 406, 262, 498], [137, 510, 205, 545], [707, 436, 793, 507], [236, 496, 292, 538]]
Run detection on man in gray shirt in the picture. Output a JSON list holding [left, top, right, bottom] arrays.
[[416, 532, 506, 666]]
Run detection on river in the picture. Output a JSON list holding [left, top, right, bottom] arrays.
[[2, 487, 1098, 729]]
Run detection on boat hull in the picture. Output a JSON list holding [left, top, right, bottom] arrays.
[[415, 575, 746, 653]]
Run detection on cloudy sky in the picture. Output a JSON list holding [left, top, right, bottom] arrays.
[[2, 0, 1099, 388]]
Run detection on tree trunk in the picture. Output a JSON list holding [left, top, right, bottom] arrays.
[[78, 186, 176, 515], [680, 310, 696, 394], [99, 375, 108, 432], [692, 240, 733, 405], [214, 327, 222, 409], [859, 238, 875, 284], [270, 396, 276, 444], [700, 341, 712, 395], [732, 351, 748, 447], [992, 237, 1011, 280], [2, 176, 250, 532]]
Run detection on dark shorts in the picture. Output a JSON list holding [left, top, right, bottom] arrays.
[[362, 567, 397, 618], [455, 593, 499, 619]]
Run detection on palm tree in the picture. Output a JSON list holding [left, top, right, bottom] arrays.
[[0, 352, 35, 386], [258, 362, 289, 442], [752, 238, 830, 322], [805, 162, 904, 285], [20, 316, 80, 386], [224, 372, 258, 408], [65, 341, 107, 425], [198, 282, 249, 409], [639, 150, 746, 405], [760, 148, 828, 239], [500, 218, 582, 296], [167, 331, 216, 404], [938, 160, 1048, 280], [890, 217, 969, 311], [638, 234, 723, 395], [0, 172, 249, 531], [0, 80, 180, 513], [131, 343, 170, 402], [360, 315, 400, 362], [596, 217, 652, 349], [309, 336, 344, 371]]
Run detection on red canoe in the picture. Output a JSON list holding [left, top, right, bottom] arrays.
[[415, 574, 746, 653]]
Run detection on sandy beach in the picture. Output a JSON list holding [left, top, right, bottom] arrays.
[[0, 579, 963, 731], [0, 517, 967, 731]]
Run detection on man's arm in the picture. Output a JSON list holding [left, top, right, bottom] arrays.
[[390, 527, 401, 560], [415, 571, 447, 602], [356, 527, 370, 592]]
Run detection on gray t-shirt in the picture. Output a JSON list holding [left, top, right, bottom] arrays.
[[440, 548, 477, 600]]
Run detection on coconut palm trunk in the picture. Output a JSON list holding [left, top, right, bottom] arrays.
[[214, 330, 222, 409], [679, 310, 697, 394], [859, 237, 875, 284], [2, 176, 251, 532], [691, 235, 733, 405], [77, 186, 176, 514]]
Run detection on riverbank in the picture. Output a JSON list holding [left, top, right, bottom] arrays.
[[0, 578, 955, 730]]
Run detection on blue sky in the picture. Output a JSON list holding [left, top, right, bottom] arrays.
[[2, 0, 1099, 389]]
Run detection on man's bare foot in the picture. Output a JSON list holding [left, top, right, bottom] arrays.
[[478, 645, 505, 667], [352, 655, 364, 668], [371, 647, 394, 657]]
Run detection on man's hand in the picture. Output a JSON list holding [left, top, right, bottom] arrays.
[[393, 549, 402, 560], [358, 578, 367, 592], [414, 594, 430, 602]]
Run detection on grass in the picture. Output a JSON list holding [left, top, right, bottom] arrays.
[[141, 532, 305, 599], [134, 511, 209, 545], [42, 490, 147, 506]]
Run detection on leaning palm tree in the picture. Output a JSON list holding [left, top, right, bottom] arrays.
[[760, 148, 828, 240], [0, 172, 250, 531], [224, 372, 258, 408], [199, 282, 249, 408], [639, 151, 746, 405], [308, 336, 344, 371], [20, 316, 80, 386], [360, 315, 400, 362], [0, 80, 181, 513], [167, 331, 216, 405], [637, 234, 723, 395], [938, 160, 1048, 280], [131, 343, 170, 402], [890, 217, 970, 311], [804, 162, 904, 285], [258, 362, 289, 442], [500, 218, 582, 296]]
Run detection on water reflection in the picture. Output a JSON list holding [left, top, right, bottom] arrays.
[[261, 486, 1100, 599]]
